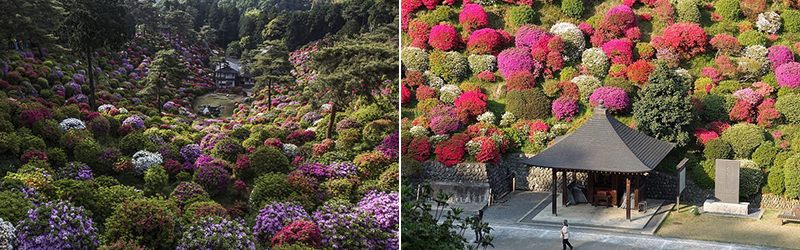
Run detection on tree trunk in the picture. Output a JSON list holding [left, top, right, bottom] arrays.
[[86, 53, 97, 110], [157, 90, 162, 114], [326, 103, 336, 139], [267, 81, 272, 111]]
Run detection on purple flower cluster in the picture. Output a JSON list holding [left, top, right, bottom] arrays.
[[15, 201, 99, 249], [356, 191, 400, 232], [776, 62, 800, 88], [180, 144, 204, 164], [552, 98, 579, 121], [430, 115, 460, 135], [254, 201, 310, 243], [374, 131, 399, 160], [163, 101, 178, 110], [497, 47, 536, 79], [58, 162, 93, 181], [329, 162, 359, 178], [200, 133, 229, 151], [72, 74, 85, 84], [192, 162, 229, 195], [170, 181, 210, 208], [122, 116, 145, 130], [280, 121, 300, 131], [768, 45, 795, 70], [733, 88, 762, 105], [303, 112, 322, 123], [290, 163, 335, 183], [336, 117, 362, 130], [177, 217, 255, 250], [51, 84, 65, 93], [312, 201, 389, 249]]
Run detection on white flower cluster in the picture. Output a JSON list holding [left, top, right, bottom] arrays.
[[499, 112, 517, 127], [282, 143, 297, 158], [118, 107, 129, 114], [59, 118, 86, 133], [468, 54, 497, 73], [472, 0, 495, 5], [465, 140, 482, 156], [0, 218, 13, 250], [424, 71, 444, 89], [742, 45, 769, 76], [530, 131, 556, 144], [444, 51, 470, 81], [409, 126, 428, 137], [581, 48, 609, 77], [673, 68, 693, 84], [429, 134, 449, 145], [571, 75, 602, 102], [132, 150, 163, 176], [401, 47, 429, 72], [756, 11, 781, 34], [321, 103, 332, 111], [97, 104, 116, 112], [306, 127, 317, 132], [551, 123, 570, 136], [551, 22, 586, 62], [477, 111, 496, 124], [439, 84, 462, 105]]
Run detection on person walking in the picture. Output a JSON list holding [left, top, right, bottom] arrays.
[[471, 210, 484, 243], [561, 219, 573, 250]]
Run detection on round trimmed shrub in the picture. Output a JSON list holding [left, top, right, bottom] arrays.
[[254, 201, 311, 244], [250, 173, 292, 209], [514, 25, 553, 52], [439, 51, 470, 83], [767, 165, 784, 195], [662, 23, 708, 59], [752, 141, 778, 167], [783, 153, 800, 199], [626, 60, 655, 87], [270, 220, 323, 249], [704, 138, 733, 160], [550, 23, 585, 61], [582, 48, 610, 77], [552, 97, 579, 121], [737, 30, 766, 47], [571, 75, 602, 102], [755, 11, 781, 34], [0, 190, 34, 227], [0, 218, 14, 250], [602, 39, 633, 65], [354, 151, 392, 180], [740, 0, 765, 19], [104, 198, 180, 250], [589, 86, 630, 112], [768, 45, 795, 70], [776, 93, 800, 123], [467, 28, 502, 55], [716, 0, 742, 21], [775, 62, 800, 88], [170, 181, 210, 208], [428, 24, 459, 51], [739, 159, 764, 198], [249, 146, 291, 176], [467, 54, 497, 73], [605, 5, 637, 30], [459, 4, 489, 31], [401, 47, 428, 72], [781, 9, 800, 33], [709, 34, 741, 55], [675, 0, 700, 23], [312, 200, 389, 250], [497, 47, 535, 79], [720, 123, 764, 159], [177, 217, 255, 249], [439, 84, 462, 104], [506, 71, 537, 91], [183, 201, 227, 223], [505, 5, 536, 31], [506, 88, 552, 120], [144, 165, 168, 195], [16, 201, 98, 249]]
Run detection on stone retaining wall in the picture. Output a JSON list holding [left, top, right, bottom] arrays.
[[753, 193, 800, 210], [420, 159, 513, 200]]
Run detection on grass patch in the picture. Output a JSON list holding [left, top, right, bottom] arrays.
[[657, 205, 800, 249]]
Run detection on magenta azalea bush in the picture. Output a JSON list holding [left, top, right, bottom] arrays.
[[497, 47, 535, 78], [768, 45, 795, 70], [552, 97, 580, 121], [602, 39, 634, 65], [776, 62, 800, 88], [514, 25, 554, 52], [589, 86, 630, 112], [459, 4, 489, 32], [429, 24, 459, 51]]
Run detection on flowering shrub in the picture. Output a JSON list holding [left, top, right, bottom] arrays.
[[312, 200, 389, 250], [625, 60, 655, 87], [602, 39, 634, 65], [468, 54, 497, 73], [472, 136, 500, 163], [357, 191, 399, 232], [430, 114, 460, 135], [401, 47, 428, 72], [122, 115, 145, 130], [270, 220, 323, 248], [183, 201, 228, 223], [454, 91, 488, 121], [497, 47, 535, 79], [756, 98, 780, 127], [0, 218, 14, 250], [16, 201, 99, 249], [605, 5, 637, 31], [582, 48, 610, 77], [58, 161, 93, 180], [571, 75, 602, 102], [170, 181, 210, 208], [254, 201, 311, 243], [434, 133, 470, 166], [551, 22, 585, 61], [437, 84, 461, 105], [460, 4, 489, 32], [180, 144, 204, 164], [756, 11, 781, 33], [354, 151, 391, 180], [589, 87, 630, 112], [467, 29, 502, 55], [406, 137, 431, 162], [249, 146, 291, 176], [59, 118, 86, 133], [709, 34, 741, 55], [776, 62, 800, 88], [177, 217, 255, 250], [693, 128, 719, 145], [768, 45, 795, 70], [716, 0, 742, 20], [506, 71, 537, 91], [477, 111, 497, 124], [329, 162, 359, 178], [429, 24, 459, 51], [515, 25, 553, 52], [104, 197, 181, 249], [87, 116, 110, 136], [193, 161, 230, 195], [552, 97, 579, 121], [733, 88, 762, 105], [132, 150, 163, 175]]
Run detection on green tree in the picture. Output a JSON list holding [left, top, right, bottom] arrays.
[[59, 0, 128, 110], [0, 0, 63, 57], [633, 64, 693, 147], [250, 41, 293, 111], [309, 24, 398, 139], [138, 49, 188, 113], [124, 0, 159, 35], [165, 9, 197, 44]]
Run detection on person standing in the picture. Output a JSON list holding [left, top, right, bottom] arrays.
[[472, 210, 484, 243], [561, 220, 573, 250]]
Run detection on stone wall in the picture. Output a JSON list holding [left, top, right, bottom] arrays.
[[504, 153, 587, 192], [420, 159, 513, 200], [753, 193, 800, 210]]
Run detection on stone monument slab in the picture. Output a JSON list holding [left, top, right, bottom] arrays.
[[704, 199, 750, 215], [715, 159, 740, 203]]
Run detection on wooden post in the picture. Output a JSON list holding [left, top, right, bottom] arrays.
[[634, 175, 640, 211], [552, 168, 557, 215], [588, 172, 594, 203], [626, 176, 631, 221], [562, 170, 568, 206]]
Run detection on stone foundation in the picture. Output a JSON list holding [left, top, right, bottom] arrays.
[[420, 159, 513, 200]]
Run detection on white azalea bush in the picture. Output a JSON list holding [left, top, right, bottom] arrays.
[[132, 150, 163, 176], [60, 118, 86, 133]]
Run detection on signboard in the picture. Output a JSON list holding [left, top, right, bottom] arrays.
[[676, 158, 688, 194], [715, 159, 741, 203]]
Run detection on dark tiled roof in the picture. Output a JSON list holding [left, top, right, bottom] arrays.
[[521, 104, 675, 173], [216, 65, 238, 74]]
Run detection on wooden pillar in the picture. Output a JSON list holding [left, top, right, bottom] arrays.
[[634, 175, 640, 210], [588, 172, 594, 203], [562, 170, 568, 206], [552, 168, 557, 215], [626, 176, 631, 221]]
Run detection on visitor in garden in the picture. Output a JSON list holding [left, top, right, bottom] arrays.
[[469, 210, 484, 243], [561, 220, 573, 250]]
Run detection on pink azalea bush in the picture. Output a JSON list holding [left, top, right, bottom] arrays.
[[552, 97, 579, 121], [467, 28, 502, 54], [459, 4, 489, 32], [602, 39, 634, 65], [776, 62, 800, 88], [429, 24, 459, 51], [768, 45, 795, 70], [589, 86, 630, 112], [497, 47, 535, 78]]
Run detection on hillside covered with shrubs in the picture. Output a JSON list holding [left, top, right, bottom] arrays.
[[400, 0, 800, 201]]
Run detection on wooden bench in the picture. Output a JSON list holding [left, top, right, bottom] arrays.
[[778, 211, 800, 225]]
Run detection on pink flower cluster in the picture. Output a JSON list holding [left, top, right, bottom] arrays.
[[429, 24, 459, 51], [589, 87, 630, 112], [552, 98, 579, 121], [459, 4, 489, 32], [776, 62, 800, 88]]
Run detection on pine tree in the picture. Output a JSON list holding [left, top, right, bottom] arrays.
[[250, 41, 293, 111], [633, 64, 694, 147], [139, 49, 188, 113]]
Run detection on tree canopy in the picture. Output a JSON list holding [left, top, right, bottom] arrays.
[[633, 64, 694, 147]]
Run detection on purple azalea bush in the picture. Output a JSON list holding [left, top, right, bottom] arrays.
[[15, 201, 99, 249], [180, 144, 204, 164], [767, 45, 794, 70], [312, 200, 390, 250], [497, 47, 535, 79], [253, 201, 310, 243], [176, 217, 255, 250], [588, 86, 630, 112], [170, 181, 210, 208], [374, 131, 399, 160], [329, 162, 359, 178], [57, 162, 93, 181], [290, 163, 336, 183]]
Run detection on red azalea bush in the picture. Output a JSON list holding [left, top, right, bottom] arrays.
[[404, 70, 425, 87], [756, 98, 780, 127], [729, 100, 755, 123], [497, 47, 536, 79], [776, 62, 800, 88], [408, 20, 431, 44], [454, 91, 488, 122], [459, 4, 489, 32], [693, 128, 719, 145], [404, 137, 431, 161], [467, 28, 502, 55], [401, 85, 413, 105], [708, 121, 730, 134], [589, 86, 630, 112], [661, 23, 708, 59], [506, 71, 537, 91], [472, 136, 500, 164], [435, 134, 470, 166], [477, 71, 496, 82], [626, 60, 655, 87], [552, 97, 579, 121], [270, 220, 322, 248], [415, 85, 437, 100], [602, 39, 634, 65], [710, 34, 741, 55], [429, 24, 460, 51]]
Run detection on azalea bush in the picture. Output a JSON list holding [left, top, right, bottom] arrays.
[[254, 201, 311, 244], [16, 201, 99, 249], [177, 217, 255, 250]]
